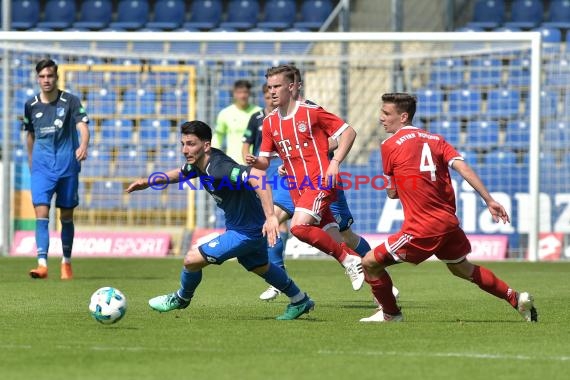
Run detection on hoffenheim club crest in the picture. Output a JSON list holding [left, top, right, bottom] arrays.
[[57, 107, 65, 117]]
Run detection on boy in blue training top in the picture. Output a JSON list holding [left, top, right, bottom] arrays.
[[126, 120, 314, 320], [24, 58, 90, 280]]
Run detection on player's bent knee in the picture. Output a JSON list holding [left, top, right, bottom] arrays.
[[250, 263, 270, 275], [183, 249, 207, 271]]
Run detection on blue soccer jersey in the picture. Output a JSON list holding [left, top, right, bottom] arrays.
[[180, 148, 266, 235], [23, 90, 89, 178]]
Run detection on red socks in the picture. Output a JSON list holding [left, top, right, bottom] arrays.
[[471, 265, 518, 307], [366, 271, 400, 315], [290, 224, 347, 263]]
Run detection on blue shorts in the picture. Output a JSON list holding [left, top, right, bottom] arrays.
[[330, 189, 354, 232], [266, 159, 294, 217], [31, 174, 79, 209], [198, 230, 268, 271]]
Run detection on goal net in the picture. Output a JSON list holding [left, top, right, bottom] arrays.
[[1, 31, 564, 261]]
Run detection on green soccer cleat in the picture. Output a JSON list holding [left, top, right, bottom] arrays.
[[148, 292, 190, 313], [276, 295, 315, 320]]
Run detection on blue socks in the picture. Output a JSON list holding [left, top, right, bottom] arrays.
[[61, 219, 74, 260], [260, 262, 300, 298], [177, 268, 203, 301], [268, 231, 288, 268], [35, 218, 50, 262], [354, 236, 372, 257]]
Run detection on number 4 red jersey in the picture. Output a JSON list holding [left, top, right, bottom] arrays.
[[259, 101, 349, 194], [381, 126, 464, 237]]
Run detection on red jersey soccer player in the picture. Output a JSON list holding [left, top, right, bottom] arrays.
[[254, 64, 365, 291], [359, 92, 537, 323]]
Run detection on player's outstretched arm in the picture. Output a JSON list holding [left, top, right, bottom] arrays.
[[245, 154, 270, 170], [249, 167, 279, 246], [125, 168, 181, 193], [452, 160, 510, 223], [325, 126, 357, 188]]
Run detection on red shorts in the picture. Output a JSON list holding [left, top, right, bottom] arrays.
[[373, 228, 472, 265], [290, 188, 337, 228]]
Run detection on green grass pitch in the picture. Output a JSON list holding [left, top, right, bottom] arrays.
[[1, 257, 569, 380]]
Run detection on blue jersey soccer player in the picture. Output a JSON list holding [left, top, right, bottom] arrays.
[[126, 120, 314, 320], [24, 59, 90, 280]]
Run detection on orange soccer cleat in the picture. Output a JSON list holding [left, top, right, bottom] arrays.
[[29, 265, 48, 279], [60, 263, 73, 280]]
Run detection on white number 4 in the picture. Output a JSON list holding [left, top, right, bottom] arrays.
[[420, 143, 436, 181]]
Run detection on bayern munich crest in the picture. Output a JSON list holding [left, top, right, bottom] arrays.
[[297, 122, 307, 133]]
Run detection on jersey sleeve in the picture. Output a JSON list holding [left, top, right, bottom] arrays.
[[258, 118, 278, 158], [440, 139, 464, 167], [315, 106, 349, 139], [180, 163, 198, 179], [209, 156, 253, 184], [242, 112, 258, 144], [23, 101, 33, 132], [70, 95, 89, 125], [380, 141, 394, 176]]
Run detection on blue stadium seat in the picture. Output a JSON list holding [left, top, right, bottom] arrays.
[[146, 0, 186, 30], [156, 145, 179, 164], [114, 147, 147, 177], [428, 58, 464, 88], [525, 90, 556, 119], [467, 0, 506, 29], [415, 88, 444, 119], [131, 41, 167, 55], [73, 0, 113, 30], [294, 0, 333, 30], [109, 0, 150, 30], [100, 119, 135, 144], [160, 89, 189, 115], [544, 121, 570, 149], [90, 180, 125, 209], [220, 0, 260, 30], [448, 89, 482, 119], [205, 28, 239, 54], [184, 0, 222, 30], [504, 120, 530, 149], [542, 0, 570, 29], [429, 119, 461, 147], [533, 26, 562, 53], [487, 88, 521, 119], [144, 72, 179, 88], [122, 88, 157, 115], [139, 119, 171, 145], [36, 0, 77, 30], [126, 191, 164, 209], [522, 151, 556, 166], [12, 0, 40, 30], [504, 0, 543, 29], [484, 149, 517, 165], [280, 28, 311, 54], [468, 57, 503, 87], [258, 0, 297, 30], [243, 38, 278, 55], [86, 88, 117, 115], [169, 41, 202, 55], [465, 120, 500, 148], [81, 145, 113, 177], [507, 57, 530, 87]]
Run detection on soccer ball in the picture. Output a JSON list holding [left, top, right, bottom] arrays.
[[89, 287, 127, 324]]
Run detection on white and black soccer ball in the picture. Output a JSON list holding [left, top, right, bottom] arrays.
[[89, 287, 127, 324]]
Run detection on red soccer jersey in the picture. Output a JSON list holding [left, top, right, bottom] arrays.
[[381, 126, 464, 237], [259, 101, 349, 195]]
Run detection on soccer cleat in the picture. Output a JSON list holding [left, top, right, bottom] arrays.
[[60, 263, 73, 280], [259, 286, 281, 301], [359, 308, 404, 323], [341, 247, 365, 291], [29, 265, 48, 279], [148, 293, 190, 313], [276, 295, 315, 320], [517, 292, 538, 322]]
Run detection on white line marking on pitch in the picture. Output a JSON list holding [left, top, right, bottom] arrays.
[[317, 350, 570, 362]]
